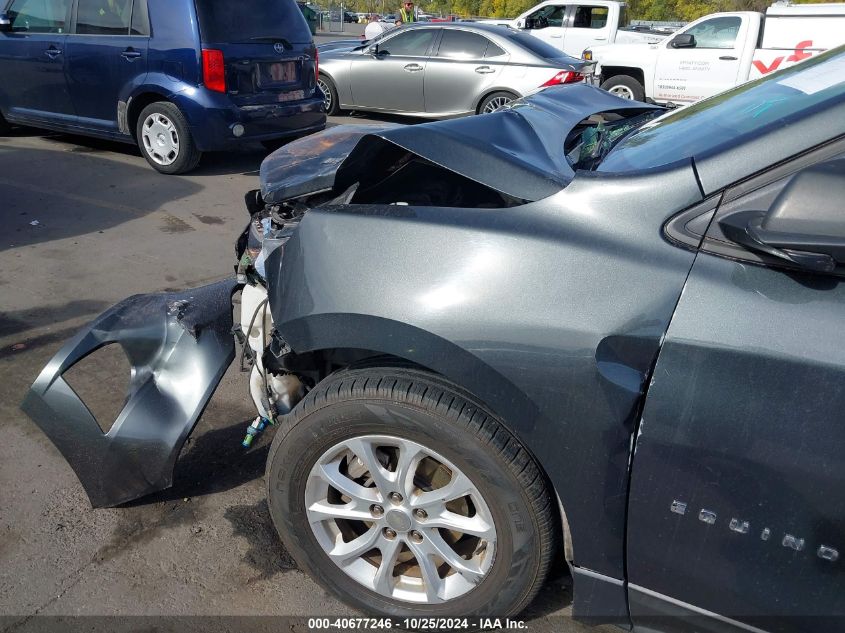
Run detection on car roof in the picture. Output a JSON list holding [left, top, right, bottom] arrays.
[[398, 21, 517, 35]]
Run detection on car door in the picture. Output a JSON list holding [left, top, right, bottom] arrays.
[[652, 15, 748, 104], [561, 4, 611, 57], [519, 3, 566, 48], [626, 143, 845, 633], [64, 0, 149, 133], [348, 27, 436, 112], [424, 29, 505, 115], [0, 0, 75, 123]]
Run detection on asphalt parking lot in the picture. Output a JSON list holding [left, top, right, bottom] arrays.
[[0, 84, 596, 632]]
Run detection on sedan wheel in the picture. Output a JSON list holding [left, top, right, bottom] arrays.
[[266, 366, 556, 617], [317, 75, 341, 116], [305, 435, 497, 603], [478, 91, 518, 115]]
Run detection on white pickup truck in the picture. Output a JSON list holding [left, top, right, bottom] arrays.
[[484, 1, 671, 58], [587, 2, 845, 104]]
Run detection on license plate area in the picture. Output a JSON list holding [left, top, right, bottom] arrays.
[[258, 61, 299, 87]]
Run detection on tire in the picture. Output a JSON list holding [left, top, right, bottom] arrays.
[[0, 111, 11, 135], [478, 91, 518, 115], [600, 74, 645, 101], [136, 101, 202, 175], [317, 75, 341, 116], [266, 366, 556, 618], [261, 138, 288, 152]]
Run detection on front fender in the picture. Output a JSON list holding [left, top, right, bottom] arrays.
[[22, 279, 238, 508]]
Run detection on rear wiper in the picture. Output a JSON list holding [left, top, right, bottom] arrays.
[[247, 36, 293, 49]]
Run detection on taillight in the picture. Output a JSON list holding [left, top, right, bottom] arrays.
[[540, 70, 584, 87], [202, 48, 226, 93]]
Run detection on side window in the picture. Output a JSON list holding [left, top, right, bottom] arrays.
[[572, 5, 609, 29], [130, 0, 149, 36], [437, 30, 489, 60], [485, 41, 506, 58], [378, 29, 436, 56], [683, 16, 741, 49], [7, 0, 69, 33], [75, 0, 132, 35], [527, 5, 564, 28]]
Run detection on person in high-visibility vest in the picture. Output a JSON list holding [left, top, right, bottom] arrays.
[[399, 1, 416, 22]]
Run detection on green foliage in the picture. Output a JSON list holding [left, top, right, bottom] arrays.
[[322, 0, 831, 20]]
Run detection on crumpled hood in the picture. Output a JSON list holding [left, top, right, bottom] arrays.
[[260, 84, 661, 203]]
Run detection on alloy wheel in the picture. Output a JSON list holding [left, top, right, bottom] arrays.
[[317, 78, 333, 113], [482, 95, 513, 114], [608, 85, 635, 100], [141, 113, 180, 166], [304, 435, 497, 603]]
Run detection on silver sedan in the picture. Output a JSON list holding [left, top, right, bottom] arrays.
[[317, 23, 591, 117]]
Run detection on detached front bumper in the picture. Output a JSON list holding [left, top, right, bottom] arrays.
[[22, 279, 238, 508]]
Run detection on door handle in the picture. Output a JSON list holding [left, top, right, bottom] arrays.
[[45, 46, 62, 59], [550, 33, 562, 38], [594, 37, 607, 40], [403, 63, 423, 72], [474, 66, 495, 74], [719, 55, 738, 60], [121, 48, 142, 60]]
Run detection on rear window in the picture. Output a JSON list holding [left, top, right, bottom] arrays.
[[508, 31, 572, 60], [195, 0, 312, 44]]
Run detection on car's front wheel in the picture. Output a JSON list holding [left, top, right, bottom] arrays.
[[600, 74, 645, 101], [266, 366, 556, 617], [136, 101, 202, 174]]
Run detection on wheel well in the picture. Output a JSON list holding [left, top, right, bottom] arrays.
[[475, 89, 519, 114], [600, 66, 645, 88], [279, 346, 572, 564], [126, 93, 169, 140]]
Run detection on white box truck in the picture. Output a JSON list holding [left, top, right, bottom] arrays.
[[586, 2, 845, 104]]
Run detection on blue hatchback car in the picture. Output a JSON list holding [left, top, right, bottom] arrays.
[[0, 0, 326, 173]]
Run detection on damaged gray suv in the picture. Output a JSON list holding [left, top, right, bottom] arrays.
[[24, 48, 845, 630]]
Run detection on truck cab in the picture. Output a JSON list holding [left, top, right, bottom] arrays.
[[590, 2, 845, 104], [488, 0, 664, 58]]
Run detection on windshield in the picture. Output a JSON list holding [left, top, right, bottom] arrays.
[[195, 0, 312, 44], [599, 47, 845, 173]]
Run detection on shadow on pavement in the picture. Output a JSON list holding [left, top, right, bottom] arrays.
[[0, 145, 203, 250]]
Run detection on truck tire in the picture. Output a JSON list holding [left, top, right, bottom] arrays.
[[600, 74, 645, 101], [136, 101, 202, 175], [0, 111, 11, 135], [266, 366, 557, 617]]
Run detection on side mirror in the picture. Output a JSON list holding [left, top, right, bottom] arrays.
[[719, 160, 845, 273], [523, 17, 536, 29], [669, 33, 695, 48], [0, 13, 12, 32], [368, 43, 380, 56]]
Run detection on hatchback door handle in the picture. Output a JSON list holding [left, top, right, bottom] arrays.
[[475, 66, 495, 74], [45, 46, 62, 58], [121, 48, 142, 60], [719, 55, 738, 60], [403, 63, 423, 72]]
